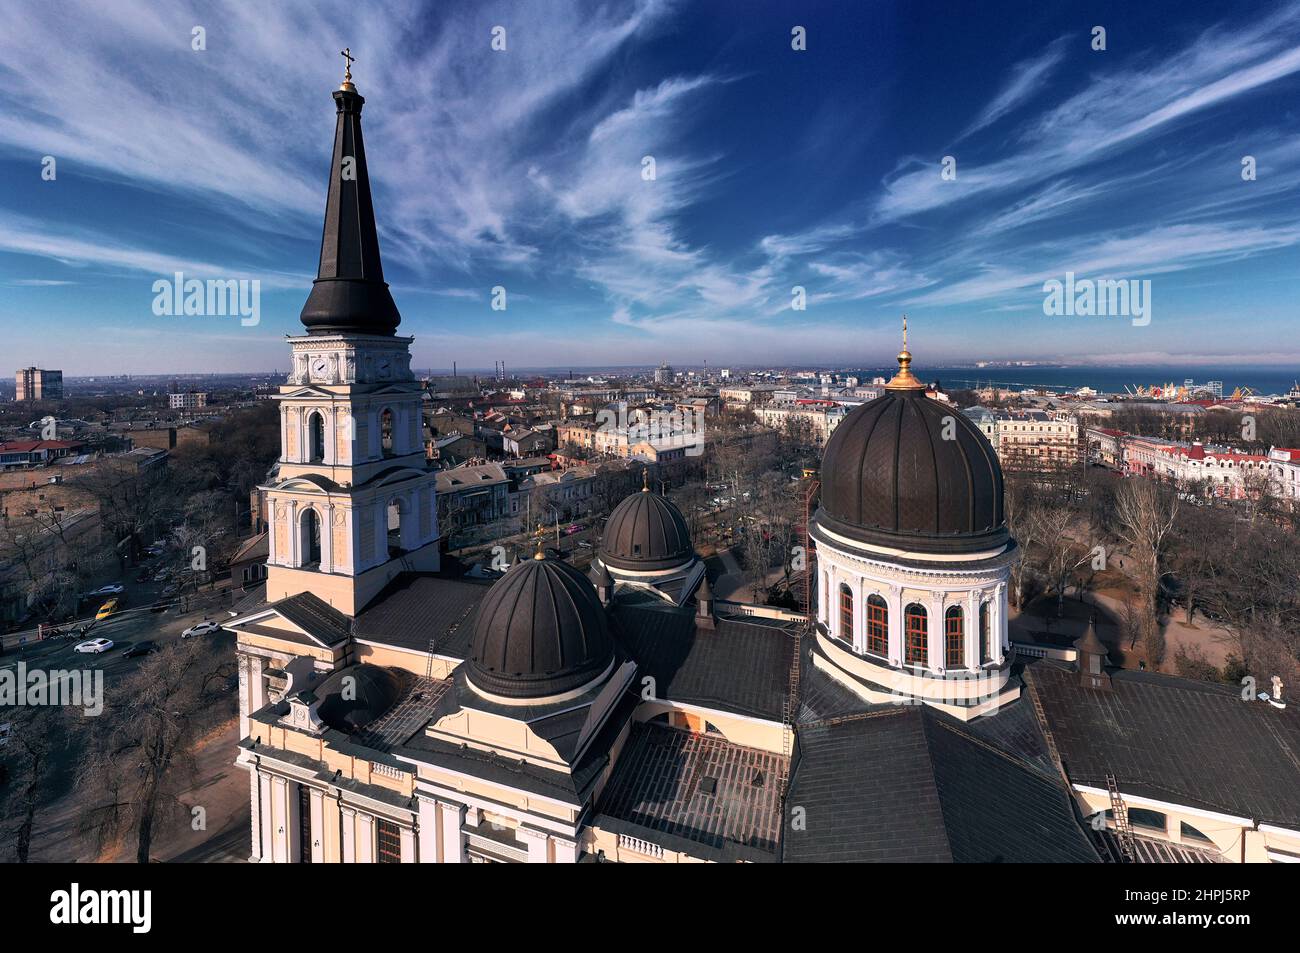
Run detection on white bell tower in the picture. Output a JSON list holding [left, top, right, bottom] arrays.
[[261, 69, 439, 614]]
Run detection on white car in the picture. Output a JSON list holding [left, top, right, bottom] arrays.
[[89, 583, 125, 596], [75, 638, 115, 654], [181, 621, 222, 639]]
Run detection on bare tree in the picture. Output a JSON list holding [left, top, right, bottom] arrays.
[[78, 640, 235, 862], [0, 704, 65, 862], [1111, 477, 1179, 638]]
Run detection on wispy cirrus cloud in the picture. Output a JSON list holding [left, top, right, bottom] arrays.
[[960, 37, 1069, 138]]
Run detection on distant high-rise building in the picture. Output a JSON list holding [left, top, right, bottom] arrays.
[[15, 366, 63, 401], [654, 362, 674, 384]]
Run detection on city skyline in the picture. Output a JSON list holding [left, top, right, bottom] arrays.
[[3, 1, 1300, 375]]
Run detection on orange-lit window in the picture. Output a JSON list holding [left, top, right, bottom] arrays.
[[376, 818, 401, 864], [838, 585, 853, 645], [866, 595, 888, 657], [945, 606, 964, 668], [905, 604, 927, 665]]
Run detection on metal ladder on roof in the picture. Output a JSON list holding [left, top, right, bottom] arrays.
[[780, 480, 816, 799], [1106, 773, 1136, 862], [425, 637, 436, 681]]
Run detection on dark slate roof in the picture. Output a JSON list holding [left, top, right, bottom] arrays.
[[816, 387, 1009, 555], [611, 602, 795, 721], [784, 705, 1100, 863], [228, 581, 267, 617], [299, 81, 401, 336], [271, 591, 352, 646], [600, 487, 695, 571], [467, 555, 615, 699], [353, 572, 489, 657], [595, 721, 785, 861], [397, 689, 639, 806], [1029, 661, 1300, 827]]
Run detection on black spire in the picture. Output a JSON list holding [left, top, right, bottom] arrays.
[[300, 69, 401, 336]]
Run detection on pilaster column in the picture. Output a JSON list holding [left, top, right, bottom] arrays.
[[271, 776, 290, 863], [321, 503, 334, 573], [517, 826, 550, 863], [965, 589, 980, 670], [308, 787, 325, 862], [340, 806, 357, 863], [552, 837, 579, 863], [887, 584, 903, 666], [997, 583, 1008, 663], [854, 575, 866, 655], [399, 825, 416, 863], [287, 501, 299, 566], [258, 771, 274, 862], [417, 794, 438, 863], [929, 591, 945, 674], [439, 801, 465, 863], [356, 812, 375, 863], [249, 768, 263, 862]]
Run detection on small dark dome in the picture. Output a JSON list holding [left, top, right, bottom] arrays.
[[315, 664, 406, 733], [600, 488, 694, 571], [817, 389, 1008, 555], [467, 555, 615, 699]]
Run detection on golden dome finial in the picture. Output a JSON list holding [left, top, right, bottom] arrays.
[[339, 47, 356, 91], [642, 468, 650, 492], [532, 522, 546, 559], [885, 313, 924, 391]]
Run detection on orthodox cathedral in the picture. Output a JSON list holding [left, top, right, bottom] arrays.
[[225, 69, 1300, 864]]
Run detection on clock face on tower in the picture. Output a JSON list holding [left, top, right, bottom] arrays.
[[312, 358, 329, 379], [377, 359, 391, 379]]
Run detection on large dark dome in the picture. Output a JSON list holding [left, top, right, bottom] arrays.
[[467, 555, 615, 700], [600, 487, 694, 571], [816, 387, 1008, 555]]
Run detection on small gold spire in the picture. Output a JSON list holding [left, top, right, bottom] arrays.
[[642, 469, 650, 492], [339, 47, 356, 91], [532, 522, 546, 559], [885, 313, 925, 391]]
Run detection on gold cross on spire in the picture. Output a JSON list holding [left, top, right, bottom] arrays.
[[885, 313, 923, 391], [340, 47, 355, 89]]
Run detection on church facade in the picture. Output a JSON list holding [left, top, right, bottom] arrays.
[[224, 71, 1300, 864]]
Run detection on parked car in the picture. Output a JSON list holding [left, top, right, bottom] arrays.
[[149, 600, 170, 614], [123, 640, 158, 658], [75, 638, 115, 654], [95, 598, 121, 621], [181, 621, 222, 639], [89, 582, 125, 596]]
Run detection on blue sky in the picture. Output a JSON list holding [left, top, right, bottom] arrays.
[[2, 0, 1300, 375]]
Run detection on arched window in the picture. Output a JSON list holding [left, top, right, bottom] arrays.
[[300, 507, 321, 567], [387, 497, 404, 556], [838, 584, 854, 645], [380, 407, 395, 457], [905, 603, 927, 666], [866, 595, 888, 657], [308, 411, 325, 463], [979, 601, 992, 663], [945, 606, 964, 668]]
